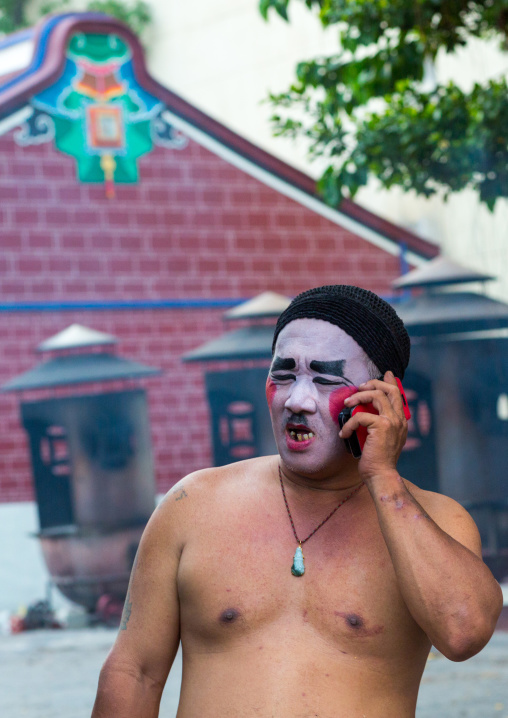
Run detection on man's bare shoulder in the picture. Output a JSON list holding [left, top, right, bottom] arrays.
[[156, 454, 277, 515], [403, 479, 482, 556]]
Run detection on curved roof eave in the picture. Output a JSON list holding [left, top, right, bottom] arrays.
[[0, 12, 439, 263]]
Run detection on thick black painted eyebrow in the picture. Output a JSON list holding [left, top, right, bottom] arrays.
[[309, 360, 346, 377], [271, 357, 296, 371]]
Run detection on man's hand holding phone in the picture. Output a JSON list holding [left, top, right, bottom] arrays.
[[338, 372, 410, 482]]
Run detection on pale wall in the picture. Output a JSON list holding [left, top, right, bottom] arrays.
[[144, 0, 508, 300]]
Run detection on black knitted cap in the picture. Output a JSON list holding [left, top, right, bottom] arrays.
[[272, 285, 410, 379]]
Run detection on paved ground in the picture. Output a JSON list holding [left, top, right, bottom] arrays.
[[2, 628, 508, 718], [0, 628, 181, 718]]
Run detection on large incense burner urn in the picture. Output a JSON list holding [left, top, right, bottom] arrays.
[[2, 324, 161, 611]]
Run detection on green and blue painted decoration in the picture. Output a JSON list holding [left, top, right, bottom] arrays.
[[14, 32, 187, 197]]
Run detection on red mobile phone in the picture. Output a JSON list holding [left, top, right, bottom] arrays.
[[338, 378, 410, 459]]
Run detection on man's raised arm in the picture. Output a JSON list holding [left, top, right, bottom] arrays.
[[91, 482, 187, 717], [341, 372, 503, 661], [369, 470, 502, 661]]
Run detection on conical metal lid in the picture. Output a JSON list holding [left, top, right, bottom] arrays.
[[392, 256, 495, 290], [37, 324, 117, 352], [224, 292, 291, 320], [1, 353, 161, 392], [183, 325, 275, 362], [394, 291, 508, 336]]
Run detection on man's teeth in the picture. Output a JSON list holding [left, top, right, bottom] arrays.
[[289, 430, 314, 441]]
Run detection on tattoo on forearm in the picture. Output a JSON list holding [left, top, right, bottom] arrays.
[[120, 591, 132, 630], [175, 489, 187, 501], [380, 489, 431, 520]]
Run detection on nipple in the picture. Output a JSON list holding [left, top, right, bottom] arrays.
[[219, 608, 240, 624], [345, 614, 364, 629]]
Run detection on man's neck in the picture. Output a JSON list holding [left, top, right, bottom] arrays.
[[278, 458, 363, 496]]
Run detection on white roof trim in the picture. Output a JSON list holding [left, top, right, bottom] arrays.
[[161, 109, 427, 266], [0, 40, 34, 79], [0, 105, 33, 136]]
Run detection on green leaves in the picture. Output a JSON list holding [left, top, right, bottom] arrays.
[[86, 1, 151, 37], [261, 0, 508, 210], [0, 0, 152, 37], [260, 0, 321, 21], [312, 80, 508, 209], [259, 0, 290, 21], [0, 0, 29, 34]]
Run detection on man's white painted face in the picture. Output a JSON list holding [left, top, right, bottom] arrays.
[[266, 318, 375, 476]]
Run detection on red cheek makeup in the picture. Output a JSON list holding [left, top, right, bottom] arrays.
[[329, 386, 358, 424], [266, 377, 277, 410]]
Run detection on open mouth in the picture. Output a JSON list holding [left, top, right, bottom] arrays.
[[285, 424, 316, 448], [288, 429, 315, 442]]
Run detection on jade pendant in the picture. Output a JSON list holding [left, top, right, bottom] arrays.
[[291, 545, 305, 577]]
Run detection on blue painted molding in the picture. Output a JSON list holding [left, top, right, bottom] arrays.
[[0, 294, 406, 313], [0, 298, 249, 313]]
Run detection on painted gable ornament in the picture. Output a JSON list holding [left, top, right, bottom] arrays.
[[14, 31, 188, 197]]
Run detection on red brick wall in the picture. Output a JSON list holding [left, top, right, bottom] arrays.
[[0, 130, 402, 502]]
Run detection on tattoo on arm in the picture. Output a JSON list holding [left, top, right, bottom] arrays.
[[120, 591, 132, 630], [158, 485, 188, 507]]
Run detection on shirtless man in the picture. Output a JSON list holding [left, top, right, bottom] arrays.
[[92, 284, 503, 718]]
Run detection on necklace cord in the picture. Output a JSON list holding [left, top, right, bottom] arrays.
[[279, 466, 364, 545]]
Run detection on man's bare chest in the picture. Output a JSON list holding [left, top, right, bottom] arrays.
[[176, 498, 422, 658]]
